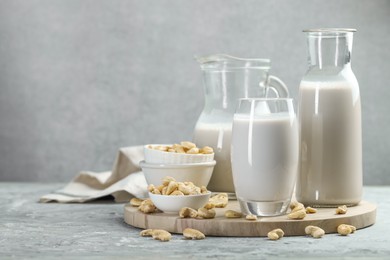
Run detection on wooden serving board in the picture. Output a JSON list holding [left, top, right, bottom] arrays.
[[124, 200, 376, 237]]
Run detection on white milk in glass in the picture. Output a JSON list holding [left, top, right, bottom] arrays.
[[231, 113, 298, 202]]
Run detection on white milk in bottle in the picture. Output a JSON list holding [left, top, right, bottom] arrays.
[[296, 28, 362, 206]]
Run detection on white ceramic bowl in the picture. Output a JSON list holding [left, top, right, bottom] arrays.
[[144, 144, 214, 164], [149, 192, 211, 213], [139, 160, 216, 187]]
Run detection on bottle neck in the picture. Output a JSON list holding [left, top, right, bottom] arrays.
[[307, 31, 354, 70]]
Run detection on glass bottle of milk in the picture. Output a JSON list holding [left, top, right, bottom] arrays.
[[193, 54, 289, 194], [296, 29, 362, 207]]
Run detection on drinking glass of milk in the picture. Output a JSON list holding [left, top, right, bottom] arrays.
[[231, 98, 298, 216]]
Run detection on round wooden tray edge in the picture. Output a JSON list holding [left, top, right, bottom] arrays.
[[124, 200, 377, 237]]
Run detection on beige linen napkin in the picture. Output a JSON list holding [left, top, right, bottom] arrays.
[[40, 146, 148, 203]]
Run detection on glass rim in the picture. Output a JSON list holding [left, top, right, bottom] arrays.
[[238, 98, 294, 102], [303, 28, 356, 33]]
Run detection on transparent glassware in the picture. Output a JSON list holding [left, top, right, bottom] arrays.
[[231, 98, 298, 216], [192, 54, 289, 193], [296, 28, 362, 207]]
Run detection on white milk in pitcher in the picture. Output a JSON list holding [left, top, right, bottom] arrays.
[[193, 123, 234, 192], [231, 114, 298, 202]]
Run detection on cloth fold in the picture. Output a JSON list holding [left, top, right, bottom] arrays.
[[40, 146, 148, 203]]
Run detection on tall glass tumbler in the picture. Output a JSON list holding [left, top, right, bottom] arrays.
[[231, 98, 298, 216]]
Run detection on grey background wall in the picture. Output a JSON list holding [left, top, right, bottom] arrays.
[[0, 0, 389, 184]]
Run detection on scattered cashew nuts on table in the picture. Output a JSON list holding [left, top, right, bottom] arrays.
[[183, 228, 206, 240], [305, 225, 325, 238], [152, 229, 172, 242], [140, 229, 172, 242], [267, 228, 284, 240]]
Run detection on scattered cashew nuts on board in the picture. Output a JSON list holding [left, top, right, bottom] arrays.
[[288, 201, 307, 219], [197, 207, 216, 219], [209, 193, 229, 208], [288, 209, 306, 219], [336, 205, 348, 214], [305, 225, 325, 238], [130, 198, 144, 207], [138, 199, 157, 214], [337, 224, 356, 236], [224, 210, 243, 218], [267, 228, 284, 240], [245, 214, 257, 221], [305, 206, 317, 214], [179, 207, 198, 218]]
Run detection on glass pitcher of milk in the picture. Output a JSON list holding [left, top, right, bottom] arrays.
[[296, 29, 362, 206], [192, 54, 289, 193]]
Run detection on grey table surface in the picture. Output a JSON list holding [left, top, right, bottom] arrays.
[[1, 183, 389, 259]]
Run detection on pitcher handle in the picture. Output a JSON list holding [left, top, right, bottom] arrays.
[[268, 75, 289, 98]]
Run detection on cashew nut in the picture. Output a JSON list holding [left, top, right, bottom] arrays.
[[306, 206, 317, 214], [200, 146, 214, 154], [183, 228, 205, 240], [290, 202, 305, 212], [149, 142, 213, 154], [162, 176, 176, 186], [170, 190, 184, 196], [179, 207, 198, 218], [140, 229, 155, 237], [161, 186, 168, 195], [178, 182, 194, 195], [147, 184, 156, 192], [305, 225, 325, 238], [152, 229, 172, 242], [267, 228, 284, 240], [175, 146, 186, 153], [130, 198, 144, 207], [224, 210, 243, 218], [288, 209, 306, 219], [245, 214, 257, 221], [336, 205, 348, 214], [166, 181, 179, 195], [209, 193, 228, 208], [151, 188, 161, 195], [337, 224, 356, 236], [201, 186, 208, 194], [138, 199, 157, 214], [197, 207, 216, 219], [187, 147, 200, 154], [180, 141, 196, 150], [203, 203, 215, 210]]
